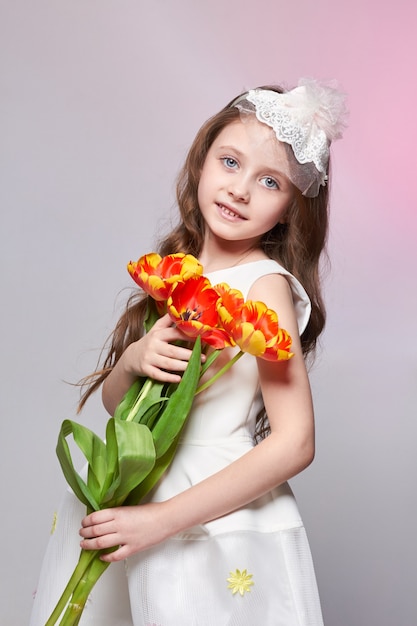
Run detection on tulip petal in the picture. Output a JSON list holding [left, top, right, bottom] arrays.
[[237, 324, 267, 356], [127, 253, 203, 301]]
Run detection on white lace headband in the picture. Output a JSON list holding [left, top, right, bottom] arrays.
[[231, 78, 348, 197]]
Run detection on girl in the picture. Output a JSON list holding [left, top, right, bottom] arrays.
[[30, 79, 346, 625]]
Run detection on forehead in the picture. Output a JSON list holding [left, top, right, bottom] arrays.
[[211, 117, 289, 167]]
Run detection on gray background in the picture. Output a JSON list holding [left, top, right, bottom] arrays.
[[1, 1, 416, 624]]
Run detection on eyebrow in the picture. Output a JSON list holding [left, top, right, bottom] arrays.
[[217, 145, 245, 158]]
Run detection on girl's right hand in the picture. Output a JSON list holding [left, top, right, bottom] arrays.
[[122, 313, 197, 383], [102, 313, 201, 415]]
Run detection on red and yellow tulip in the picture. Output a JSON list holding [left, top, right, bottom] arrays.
[[216, 284, 293, 361], [167, 276, 233, 349], [127, 253, 203, 301]]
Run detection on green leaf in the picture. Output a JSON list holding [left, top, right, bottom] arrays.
[[151, 337, 201, 458], [124, 432, 181, 505], [133, 381, 168, 426], [136, 400, 166, 430], [56, 421, 102, 511], [101, 420, 156, 506], [96, 417, 120, 501], [69, 421, 108, 499], [125, 339, 202, 504], [117, 379, 168, 424], [113, 379, 144, 421]]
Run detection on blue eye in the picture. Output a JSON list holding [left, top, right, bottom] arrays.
[[222, 157, 238, 169], [261, 176, 278, 189]]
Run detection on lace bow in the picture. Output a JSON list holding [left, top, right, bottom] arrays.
[[234, 78, 348, 196]]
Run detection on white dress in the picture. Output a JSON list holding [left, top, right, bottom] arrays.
[[30, 260, 324, 626]]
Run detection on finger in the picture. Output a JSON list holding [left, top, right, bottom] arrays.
[[99, 544, 132, 562], [151, 315, 194, 344], [153, 313, 174, 329], [80, 532, 119, 551], [156, 355, 190, 372], [79, 519, 116, 539], [153, 346, 206, 371], [81, 509, 114, 528], [165, 343, 194, 361], [145, 368, 182, 384]]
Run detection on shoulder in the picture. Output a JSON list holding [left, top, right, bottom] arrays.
[[206, 259, 311, 334], [248, 273, 301, 342], [247, 261, 311, 335]]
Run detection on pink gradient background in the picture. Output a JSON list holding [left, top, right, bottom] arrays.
[[1, 1, 416, 624]]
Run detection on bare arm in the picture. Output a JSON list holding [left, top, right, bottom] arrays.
[[160, 273, 314, 529], [80, 274, 315, 560]]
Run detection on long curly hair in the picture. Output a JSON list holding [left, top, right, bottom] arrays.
[[78, 86, 330, 424]]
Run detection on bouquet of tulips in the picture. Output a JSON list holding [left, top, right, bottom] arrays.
[[46, 252, 293, 625]]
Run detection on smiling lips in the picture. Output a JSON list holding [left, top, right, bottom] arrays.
[[216, 203, 247, 220]]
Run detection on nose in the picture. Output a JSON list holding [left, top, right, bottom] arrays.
[[227, 176, 250, 203]]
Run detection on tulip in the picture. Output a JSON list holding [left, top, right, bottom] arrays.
[[216, 285, 293, 361], [127, 253, 203, 301], [167, 276, 233, 349]]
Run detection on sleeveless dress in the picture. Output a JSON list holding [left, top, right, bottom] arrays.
[[30, 260, 324, 626]]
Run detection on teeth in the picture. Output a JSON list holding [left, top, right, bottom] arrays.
[[219, 204, 240, 218]]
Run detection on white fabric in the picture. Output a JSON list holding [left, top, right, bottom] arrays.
[[29, 490, 134, 625], [30, 259, 323, 626], [234, 79, 347, 197]]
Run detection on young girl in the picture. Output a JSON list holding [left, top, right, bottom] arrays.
[[30, 78, 346, 625]]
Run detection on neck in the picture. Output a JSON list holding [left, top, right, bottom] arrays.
[[199, 237, 267, 273]]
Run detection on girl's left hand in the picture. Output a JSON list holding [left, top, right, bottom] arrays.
[[79, 503, 170, 562]]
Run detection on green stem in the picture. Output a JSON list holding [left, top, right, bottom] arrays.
[[57, 554, 110, 625], [45, 549, 98, 625], [195, 350, 244, 395], [125, 378, 153, 422], [199, 348, 221, 377]]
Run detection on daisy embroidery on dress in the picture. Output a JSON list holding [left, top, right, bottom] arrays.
[[227, 569, 254, 596]]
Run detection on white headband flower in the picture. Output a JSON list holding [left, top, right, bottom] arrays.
[[232, 78, 348, 197]]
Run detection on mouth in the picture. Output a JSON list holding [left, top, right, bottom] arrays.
[[216, 203, 247, 220]]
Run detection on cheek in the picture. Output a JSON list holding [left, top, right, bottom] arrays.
[[197, 167, 211, 204], [263, 202, 288, 228], [197, 178, 204, 207]]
